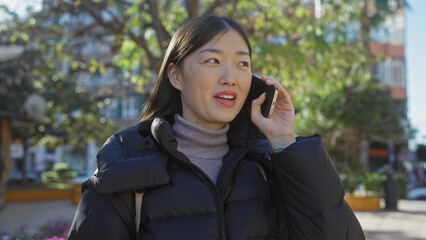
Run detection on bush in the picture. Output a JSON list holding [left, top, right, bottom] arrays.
[[361, 172, 387, 194], [41, 163, 77, 184], [341, 170, 387, 196], [341, 171, 360, 194], [390, 172, 408, 199]]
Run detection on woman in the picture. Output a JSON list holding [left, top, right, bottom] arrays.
[[69, 15, 365, 240]]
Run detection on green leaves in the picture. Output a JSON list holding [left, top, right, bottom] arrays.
[[0, 3, 116, 147], [1, 0, 407, 173]]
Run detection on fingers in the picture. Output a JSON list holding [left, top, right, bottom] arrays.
[[260, 76, 293, 106], [251, 92, 266, 119], [251, 92, 266, 108]]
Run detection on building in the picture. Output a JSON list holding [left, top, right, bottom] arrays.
[[0, 41, 29, 207], [305, 0, 409, 171], [11, 1, 153, 177], [58, 6, 151, 130], [3, 0, 409, 184], [56, 0, 410, 174], [368, 5, 409, 171]]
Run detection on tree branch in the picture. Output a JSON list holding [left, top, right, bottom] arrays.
[[146, 0, 172, 51], [57, 1, 158, 67], [204, 0, 226, 15]]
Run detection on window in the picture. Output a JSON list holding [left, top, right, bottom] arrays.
[[346, 22, 360, 42], [104, 98, 119, 119], [390, 58, 405, 87], [370, 13, 404, 45], [122, 96, 139, 119], [374, 58, 405, 87]]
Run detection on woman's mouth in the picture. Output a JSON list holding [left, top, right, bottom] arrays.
[[214, 91, 237, 107]]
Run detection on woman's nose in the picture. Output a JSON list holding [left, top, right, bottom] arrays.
[[219, 66, 236, 85]]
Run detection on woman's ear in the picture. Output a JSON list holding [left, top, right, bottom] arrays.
[[167, 63, 182, 91]]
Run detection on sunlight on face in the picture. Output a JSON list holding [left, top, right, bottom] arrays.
[[174, 30, 252, 130]]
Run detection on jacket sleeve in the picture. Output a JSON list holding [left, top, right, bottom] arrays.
[[267, 135, 365, 240], [68, 184, 135, 240], [69, 126, 169, 239]]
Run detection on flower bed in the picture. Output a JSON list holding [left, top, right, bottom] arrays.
[[0, 219, 70, 240]]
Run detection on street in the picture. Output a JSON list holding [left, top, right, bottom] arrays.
[[355, 200, 426, 240]]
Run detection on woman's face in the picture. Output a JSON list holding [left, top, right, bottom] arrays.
[[169, 30, 252, 130]]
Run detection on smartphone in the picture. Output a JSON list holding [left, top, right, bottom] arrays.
[[247, 75, 278, 118]]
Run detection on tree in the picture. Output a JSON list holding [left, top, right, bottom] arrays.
[[0, 4, 116, 170], [1, 0, 406, 173]]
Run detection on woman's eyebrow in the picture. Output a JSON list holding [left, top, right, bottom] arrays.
[[236, 50, 250, 56], [198, 48, 222, 55], [197, 48, 249, 56]]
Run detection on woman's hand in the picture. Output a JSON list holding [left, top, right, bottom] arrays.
[[251, 76, 296, 150]]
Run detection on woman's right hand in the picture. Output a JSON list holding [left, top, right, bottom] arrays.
[[250, 76, 296, 150]]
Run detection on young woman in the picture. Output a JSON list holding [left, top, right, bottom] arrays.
[[69, 15, 365, 240]]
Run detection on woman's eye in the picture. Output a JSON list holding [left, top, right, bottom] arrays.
[[238, 61, 249, 67], [206, 59, 220, 64]]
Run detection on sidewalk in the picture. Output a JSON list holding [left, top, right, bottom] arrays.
[[355, 199, 426, 240], [0, 199, 425, 239]]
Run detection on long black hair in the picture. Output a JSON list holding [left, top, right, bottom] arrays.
[[140, 15, 252, 123]]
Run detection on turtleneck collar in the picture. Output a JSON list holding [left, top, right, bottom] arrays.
[[172, 114, 229, 160]]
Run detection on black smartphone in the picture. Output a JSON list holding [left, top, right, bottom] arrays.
[[247, 74, 278, 118]]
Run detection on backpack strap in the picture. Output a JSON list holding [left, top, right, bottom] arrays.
[[135, 192, 145, 235], [254, 162, 267, 181]]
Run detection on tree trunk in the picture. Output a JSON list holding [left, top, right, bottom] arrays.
[[360, 0, 372, 57], [359, 139, 369, 171], [185, 0, 199, 19], [21, 134, 29, 184], [0, 118, 12, 209]]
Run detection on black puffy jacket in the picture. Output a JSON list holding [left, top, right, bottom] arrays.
[[69, 118, 365, 240]]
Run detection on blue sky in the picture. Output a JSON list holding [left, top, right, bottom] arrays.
[[406, 0, 426, 147], [0, 0, 41, 21], [1, 0, 425, 148]]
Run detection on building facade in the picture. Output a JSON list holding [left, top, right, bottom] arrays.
[[368, 6, 409, 172]]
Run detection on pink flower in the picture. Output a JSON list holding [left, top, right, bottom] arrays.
[[45, 236, 64, 240]]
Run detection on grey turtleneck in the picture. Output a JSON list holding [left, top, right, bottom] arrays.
[[172, 114, 229, 183]]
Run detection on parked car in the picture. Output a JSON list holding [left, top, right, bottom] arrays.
[[8, 170, 40, 183], [407, 187, 426, 200]]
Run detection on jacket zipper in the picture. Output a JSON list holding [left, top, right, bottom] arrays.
[[218, 139, 257, 203], [156, 133, 228, 240]]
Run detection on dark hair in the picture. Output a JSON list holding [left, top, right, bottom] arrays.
[[140, 15, 252, 123]]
